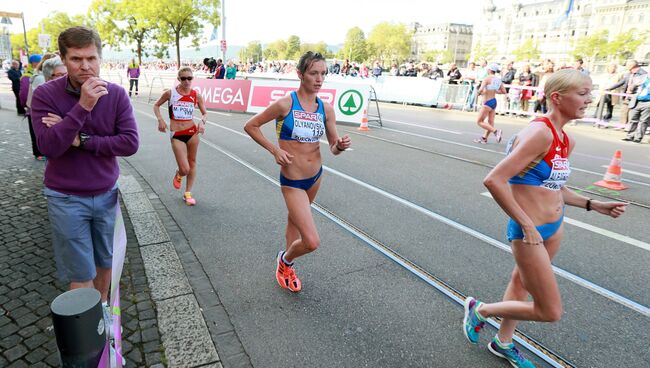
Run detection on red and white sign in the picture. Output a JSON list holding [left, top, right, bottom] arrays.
[[220, 39, 227, 52], [249, 85, 336, 109], [191, 79, 251, 112]]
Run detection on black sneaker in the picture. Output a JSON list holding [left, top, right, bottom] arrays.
[[621, 137, 633, 141]]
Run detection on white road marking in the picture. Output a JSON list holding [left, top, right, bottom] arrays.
[[382, 119, 463, 135], [480, 192, 650, 252]]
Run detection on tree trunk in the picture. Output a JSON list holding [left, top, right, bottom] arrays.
[[137, 39, 143, 66], [175, 31, 181, 69]]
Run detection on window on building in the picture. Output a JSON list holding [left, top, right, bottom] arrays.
[[571, 30, 576, 36], [536, 10, 539, 16], [549, 9, 552, 14], [523, 12, 526, 17]]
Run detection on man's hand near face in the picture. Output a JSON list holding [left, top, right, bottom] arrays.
[[79, 77, 108, 111]]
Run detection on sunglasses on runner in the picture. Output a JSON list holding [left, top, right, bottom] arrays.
[[179, 76, 193, 81]]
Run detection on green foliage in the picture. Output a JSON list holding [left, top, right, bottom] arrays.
[[150, 0, 221, 67], [606, 29, 648, 63], [11, 12, 87, 57], [263, 39, 287, 60], [285, 35, 301, 60], [572, 30, 608, 62], [88, 0, 155, 64], [367, 22, 412, 65], [422, 49, 454, 64], [300, 42, 332, 58], [512, 39, 541, 62], [239, 41, 263, 63], [338, 27, 368, 62], [470, 42, 496, 62]]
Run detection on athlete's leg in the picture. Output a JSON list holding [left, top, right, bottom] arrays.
[[185, 134, 200, 192], [496, 226, 564, 342], [478, 231, 563, 323], [171, 138, 190, 176], [477, 107, 497, 135], [282, 179, 322, 262]]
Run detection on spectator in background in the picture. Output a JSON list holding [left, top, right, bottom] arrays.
[[499, 61, 516, 115], [26, 53, 57, 160], [508, 79, 522, 115], [8, 60, 26, 115], [574, 58, 589, 75], [372, 61, 382, 78], [462, 62, 479, 109], [390, 63, 399, 76], [226, 61, 237, 79], [329, 59, 341, 75], [341, 59, 351, 76], [214, 58, 225, 79], [127, 58, 140, 97], [431, 63, 444, 80], [403, 62, 417, 77], [621, 76, 650, 143], [19, 55, 43, 115], [41, 56, 67, 83], [359, 63, 369, 78], [607, 60, 647, 129], [534, 60, 555, 114], [519, 64, 536, 115], [595, 64, 623, 121], [447, 63, 461, 84]]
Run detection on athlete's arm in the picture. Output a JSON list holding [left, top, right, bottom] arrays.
[[483, 124, 553, 244], [323, 103, 350, 155], [477, 79, 487, 95], [196, 94, 207, 133], [153, 89, 171, 132], [244, 96, 293, 166], [560, 136, 627, 217]]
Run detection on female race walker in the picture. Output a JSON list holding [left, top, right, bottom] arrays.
[[244, 51, 351, 293], [474, 63, 507, 144], [463, 69, 626, 367], [154, 66, 207, 205]]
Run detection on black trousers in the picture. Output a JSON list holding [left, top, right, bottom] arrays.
[[13, 89, 26, 115], [129, 79, 139, 95], [27, 115, 42, 158]]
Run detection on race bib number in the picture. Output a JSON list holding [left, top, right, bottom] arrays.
[[542, 155, 570, 191], [291, 111, 324, 143], [172, 101, 194, 120]]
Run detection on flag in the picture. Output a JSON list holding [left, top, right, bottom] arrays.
[[209, 26, 218, 42], [554, 0, 575, 27]]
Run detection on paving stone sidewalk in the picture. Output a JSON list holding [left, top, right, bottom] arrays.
[[0, 108, 167, 367]]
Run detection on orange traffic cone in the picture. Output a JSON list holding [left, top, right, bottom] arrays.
[[594, 150, 627, 190], [358, 109, 370, 131]]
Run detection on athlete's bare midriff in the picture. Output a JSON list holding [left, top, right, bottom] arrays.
[[278, 140, 322, 180], [511, 184, 564, 225]]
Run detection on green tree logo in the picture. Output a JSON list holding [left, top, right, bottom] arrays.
[[338, 90, 364, 116]]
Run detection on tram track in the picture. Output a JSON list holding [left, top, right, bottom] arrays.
[[196, 135, 575, 368]]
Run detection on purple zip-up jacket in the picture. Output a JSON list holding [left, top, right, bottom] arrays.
[[127, 65, 140, 79], [31, 77, 139, 196]]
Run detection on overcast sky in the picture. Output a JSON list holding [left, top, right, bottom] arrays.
[[2, 0, 497, 46]]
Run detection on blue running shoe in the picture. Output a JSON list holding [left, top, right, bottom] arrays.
[[488, 335, 536, 368], [463, 296, 486, 344]]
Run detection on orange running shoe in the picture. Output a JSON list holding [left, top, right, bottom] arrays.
[[275, 251, 301, 292], [172, 171, 183, 190], [183, 192, 196, 206]]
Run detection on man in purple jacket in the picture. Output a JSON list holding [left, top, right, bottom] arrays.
[[126, 58, 140, 97], [31, 26, 139, 308]]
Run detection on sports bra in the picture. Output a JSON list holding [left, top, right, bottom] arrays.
[[486, 77, 502, 91], [168, 87, 197, 122], [507, 117, 571, 191], [276, 92, 326, 143]]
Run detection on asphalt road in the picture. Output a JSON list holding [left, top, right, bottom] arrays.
[[126, 97, 650, 368]]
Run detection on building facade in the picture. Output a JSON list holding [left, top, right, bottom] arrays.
[[411, 23, 473, 66], [471, 0, 650, 64]]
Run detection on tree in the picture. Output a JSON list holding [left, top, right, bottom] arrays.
[[300, 42, 332, 58], [263, 39, 287, 60], [606, 29, 648, 64], [88, 0, 154, 65], [572, 30, 608, 64], [338, 27, 368, 62], [285, 35, 301, 60], [151, 0, 220, 67], [239, 41, 263, 63], [469, 42, 496, 62], [367, 22, 412, 66], [11, 12, 87, 57], [512, 39, 541, 62], [422, 49, 454, 64]]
